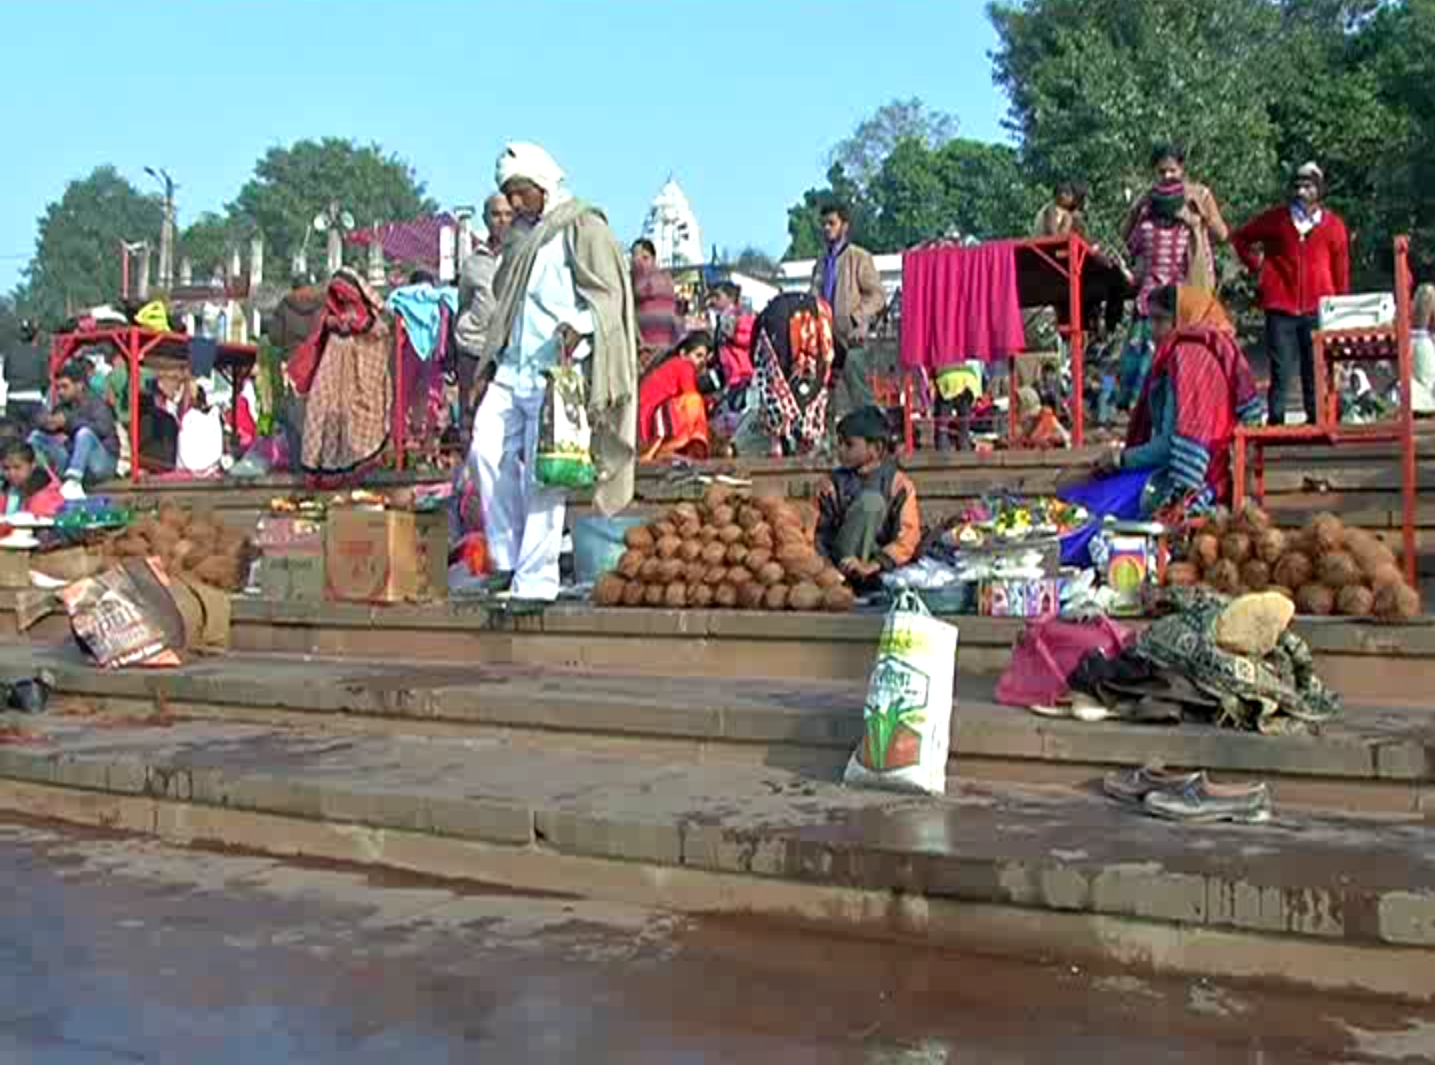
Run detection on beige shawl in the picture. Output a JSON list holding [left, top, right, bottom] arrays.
[[487, 199, 639, 516]]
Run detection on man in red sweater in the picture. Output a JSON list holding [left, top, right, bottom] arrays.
[[1232, 162, 1350, 425]]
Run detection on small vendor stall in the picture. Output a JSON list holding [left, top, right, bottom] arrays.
[[1232, 236, 1418, 587], [898, 233, 1130, 451], [48, 326, 257, 484]]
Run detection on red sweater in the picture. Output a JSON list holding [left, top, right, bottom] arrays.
[[1232, 206, 1350, 317]]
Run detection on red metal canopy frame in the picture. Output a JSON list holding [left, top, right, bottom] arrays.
[[1232, 235, 1419, 586], [47, 326, 257, 484], [901, 233, 1129, 453]]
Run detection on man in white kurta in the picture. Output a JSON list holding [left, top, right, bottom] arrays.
[[468, 146, 595, 603]]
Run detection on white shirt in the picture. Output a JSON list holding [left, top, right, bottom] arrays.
[[494, 225, 594, 397], [1411, 329, 1435, 414]]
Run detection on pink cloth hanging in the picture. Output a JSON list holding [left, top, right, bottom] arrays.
[[900, 241, 1026, 370]]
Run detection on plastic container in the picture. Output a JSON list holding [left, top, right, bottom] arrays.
[[572, 516, 647, 585]]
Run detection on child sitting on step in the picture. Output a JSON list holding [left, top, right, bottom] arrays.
[[815, 406, 922, 590]]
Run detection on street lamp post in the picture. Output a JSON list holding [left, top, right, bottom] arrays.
[[144, 167, 177, 290]]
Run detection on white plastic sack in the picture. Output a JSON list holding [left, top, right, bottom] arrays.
[[844, 590, 960, 796]]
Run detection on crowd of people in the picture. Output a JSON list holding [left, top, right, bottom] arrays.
[[2, 137, 1430, 609]]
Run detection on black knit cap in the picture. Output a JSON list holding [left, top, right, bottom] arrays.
[[837, 405, 892, 443]]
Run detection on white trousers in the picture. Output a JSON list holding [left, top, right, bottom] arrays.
[[468, 382, 565, 600]]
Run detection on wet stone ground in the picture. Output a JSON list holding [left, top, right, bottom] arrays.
[[0, 817, 1431, 1064]]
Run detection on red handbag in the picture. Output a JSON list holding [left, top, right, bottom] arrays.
[[995, 615, 1133, 707]]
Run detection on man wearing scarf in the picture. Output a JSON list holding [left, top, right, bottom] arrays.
[[1233, 162, 1350, 425], [468, 142, 638, 605], [810, 203, 886, 422]]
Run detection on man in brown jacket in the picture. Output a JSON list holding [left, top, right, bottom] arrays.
[[811, 203, 887, 420]]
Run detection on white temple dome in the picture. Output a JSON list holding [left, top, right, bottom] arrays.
[[642, 177, 703, 268]]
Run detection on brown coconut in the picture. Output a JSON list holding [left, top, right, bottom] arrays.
[[1312, 513, 1345, 554], [704, 565, 728, 586], [678, 540, 704, 564], [789, 582, 823, 612], [764, 584, 791, 611], [726, 543, 750, 567], [657, 559, 685, 584], [1374, 583, 1421, 621], [671, 502, 700, 525], [624, 526, 654, 552], [737, 506, 764, 532], [158, 502, 187, 529], [1369, 563, 1406, 591], [1240, 560, 1272, 592], [593, 574, 627, 607], [718, 524, 744, 545], [1336, 585, 1375, 617], [617, 550, 646, 580], [746, 524, 775, 550], [710, 506, 737, 529], [756, 562, 786, 587], [1191, 533, 1221, 570], [641, 584, 666, 607], [822, 586, 857, 613], [689, 584, 715, 609], [737, 582, 767, 610], [698, 525, 721, 544], [815, 568, 846, 590], [1315, 551, 1361, 589], [784, 554, 826, 583], [727, 566, 754, 587], [1165, 561, 1200, 587], [1254, 528, 1287, 566], [1235, 501, 1273, 534], [714, 583, 739, 609], [652, 520, 677, 540], [639, 559, 664, 583], [621, 581, 646, 607], [701, 542, 728, 566], [655, 536, 682, 560], [1205, 559, 1242, 595], [684, 561, 709, 586], [703, 485, 735, 512], [664, 582, 688, 609], [746, 549, 774, 572], [1221, 532, 1253, 565], [1272, 552, 1315, 590], [1295, 583, 1336, 617]]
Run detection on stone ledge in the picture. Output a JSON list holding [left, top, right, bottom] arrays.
[[0, 717, 1433, 954]]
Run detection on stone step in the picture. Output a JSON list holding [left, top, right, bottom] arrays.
[[0, 709, 1432, 1001], [5, 599, 1431, 700], [5, 645, 1430, 818]]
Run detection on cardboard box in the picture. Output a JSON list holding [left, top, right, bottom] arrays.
[[414, 510, 450, 602], [31, 545, 108, 585], [256, 516, 325, 603], [0, 550, 31, 590], [325, 508, 418, 604]]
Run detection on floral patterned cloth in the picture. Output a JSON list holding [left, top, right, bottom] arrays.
[[1133, 587, 1341, 735]]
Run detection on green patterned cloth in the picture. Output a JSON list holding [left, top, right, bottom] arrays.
[[1134, 588, 1341, 735]]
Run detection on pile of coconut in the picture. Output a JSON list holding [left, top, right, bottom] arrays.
[[1166, 504, 1420, 620], [103, 502, 255, 593], [593, 486, 857, 612]]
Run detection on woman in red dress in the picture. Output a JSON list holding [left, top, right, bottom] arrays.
[[638, 332, 716, 462]]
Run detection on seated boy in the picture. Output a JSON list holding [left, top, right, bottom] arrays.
[[28, 360, 120, 499], [816, 406, 922, 588]]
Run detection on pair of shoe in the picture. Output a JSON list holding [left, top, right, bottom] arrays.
[[1028, 697, 1112, 724], [1103, 765, 1272, 824], [59, 477, 86, 502]]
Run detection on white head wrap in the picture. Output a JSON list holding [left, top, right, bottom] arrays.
[[495, 142, 567, 196], [1295, 161, 1325, 187]]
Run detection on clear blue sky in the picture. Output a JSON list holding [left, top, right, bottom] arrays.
[[0, 1, 1009, 293]]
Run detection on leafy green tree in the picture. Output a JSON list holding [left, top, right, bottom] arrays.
[[179, 211, 240, 283], [828, 97, 960, 193], [16, 166, 163, 324], [869, 137, 1042, 249], [227, 138, 437, 271]]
